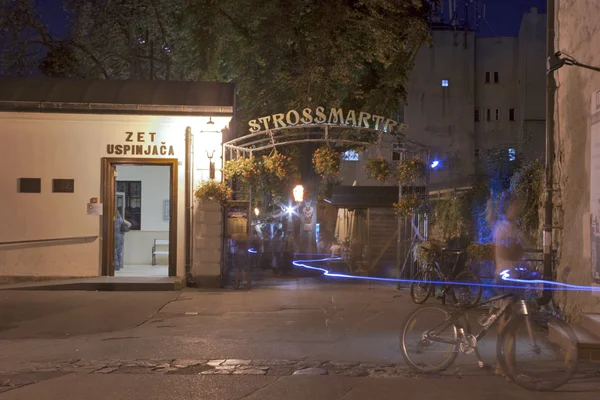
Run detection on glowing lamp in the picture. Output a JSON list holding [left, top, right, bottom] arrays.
[[293, 185, 304, 202], [254, 207, 260, 216], [430, 160, 440, 169]]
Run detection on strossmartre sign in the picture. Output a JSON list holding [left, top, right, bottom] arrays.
[[248, 107, 408, 133]]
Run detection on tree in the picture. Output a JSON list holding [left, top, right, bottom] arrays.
[[2, 0, 432, 119], [209, 0, 431, 129]]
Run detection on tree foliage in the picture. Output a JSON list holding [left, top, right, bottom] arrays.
[[1, 0, 432, 122]]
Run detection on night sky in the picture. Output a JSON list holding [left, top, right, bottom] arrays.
[[37, 0, 547, 38]]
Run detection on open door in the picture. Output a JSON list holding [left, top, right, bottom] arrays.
[[101, 162, 118, 276]]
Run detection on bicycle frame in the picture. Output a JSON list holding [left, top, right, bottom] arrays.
[[425, 294, 514, 346], [423, 293, 538, 368]]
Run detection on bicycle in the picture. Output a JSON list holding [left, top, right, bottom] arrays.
[[410, 247, 482, 307], [400, 277, 579, 391]]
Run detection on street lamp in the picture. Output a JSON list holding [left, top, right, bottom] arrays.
[[254, 207, 260, 217], [293, 185, 304, 203]]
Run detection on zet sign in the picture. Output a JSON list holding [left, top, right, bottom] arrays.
[[248, 107, 408, 133]]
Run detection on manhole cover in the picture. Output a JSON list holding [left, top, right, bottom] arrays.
[[292, 368, 328, 376]]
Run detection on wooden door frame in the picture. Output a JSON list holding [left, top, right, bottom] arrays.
[[101, 157, 178, 277]]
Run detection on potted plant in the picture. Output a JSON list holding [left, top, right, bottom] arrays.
[[194, 180, 232, 203], [396, 157, 426, 184], [312, 146, 341, 177], [365, 156, 392, 182], [223, 157, 259, 183], [393, 193, 426, 218], [262, 150, 291, 181]]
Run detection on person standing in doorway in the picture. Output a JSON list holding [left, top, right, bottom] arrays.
[[114, 209, 132, 271]]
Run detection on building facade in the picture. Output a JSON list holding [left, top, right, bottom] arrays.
[[340, 7, 546, 191], [0, 78, 234, 286], [552, 0, 600, 316]]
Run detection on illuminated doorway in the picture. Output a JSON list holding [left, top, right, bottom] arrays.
[[101, 158, 178, 277]]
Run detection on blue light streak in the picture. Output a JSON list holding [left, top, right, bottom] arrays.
[[290, 256, 600, 292]]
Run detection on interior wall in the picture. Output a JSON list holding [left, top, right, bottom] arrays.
[[117, 165, 170, 265]]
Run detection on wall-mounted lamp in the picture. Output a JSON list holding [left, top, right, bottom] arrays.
[[254, 207, 260, 217], [206, 150, 215, 180], [207, 117, 215, 125]]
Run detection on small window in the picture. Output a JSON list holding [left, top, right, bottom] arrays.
[[486, 108, 491, 121], [508, 148, 516, 161], [442, 79, 449, 87], [342, 150, 359, 161], [494, 109, 500, 121], [485, 72, 490, 83], [116, 180, 142, 230], [392, 143, 402, 162], [494, 72, 499, 83], [474, 109, 480, 122], [509, 108, 515, 121], [52, 179, 75, 193], [18, 178, 41, 193]]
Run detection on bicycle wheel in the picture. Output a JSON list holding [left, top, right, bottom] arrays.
[[497, 311, 579, 391], [448, 271, 482, 307], [410, 269, 435, 304], [400, 306, 460, 373]]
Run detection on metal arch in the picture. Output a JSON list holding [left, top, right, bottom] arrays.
[[223, 124, 428, 157]]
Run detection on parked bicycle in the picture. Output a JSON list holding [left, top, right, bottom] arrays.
[[400, 269, 579, 391], [410, 247, 482, 307]]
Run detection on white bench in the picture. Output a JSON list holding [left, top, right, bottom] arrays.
[[152, 239, 169, 265]]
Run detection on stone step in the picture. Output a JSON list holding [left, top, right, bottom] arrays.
[[548, 319, 600, 361], [581, 313, 600, 337]]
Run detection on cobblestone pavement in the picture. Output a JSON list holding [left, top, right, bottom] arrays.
[[0, 357, 420, 393]]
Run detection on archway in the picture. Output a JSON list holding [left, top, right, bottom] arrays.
[[221, 120, 430, 288]]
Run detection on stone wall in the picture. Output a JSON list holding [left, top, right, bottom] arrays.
[[554, 0, 600, 318], [193, 200, 223, 287]]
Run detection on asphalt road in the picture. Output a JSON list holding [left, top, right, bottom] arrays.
[[0, 279, 597, 399]]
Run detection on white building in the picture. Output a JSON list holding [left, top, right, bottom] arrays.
[[0, 78, 234, 286], [340, 7, 546, 191]]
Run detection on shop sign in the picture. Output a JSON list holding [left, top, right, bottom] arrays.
[[248, 107, 409, 133], [107, 132, 175, 156]]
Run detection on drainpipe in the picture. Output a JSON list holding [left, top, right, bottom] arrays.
[[539, 0, 556, 306], [185, 126, 194, 286]]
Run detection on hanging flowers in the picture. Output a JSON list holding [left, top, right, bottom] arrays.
[[262, 151, 291, 181], [396, 157, 426, 184], [194, 180, 232, 203], [312, 146, 341, 177], [223, 157, 259, 183], [365, 156, 392, 182], [393, 194, 426, 218]]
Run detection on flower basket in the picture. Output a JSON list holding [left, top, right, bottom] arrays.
[[312, 146, 341, 177], [393, 193, 426, 218], [223, 157, 259, 183], [262, 151, 291, 181], [365, 156, 392, 182], [396, 157, 426, 184], [194, 180, 232, 203]]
